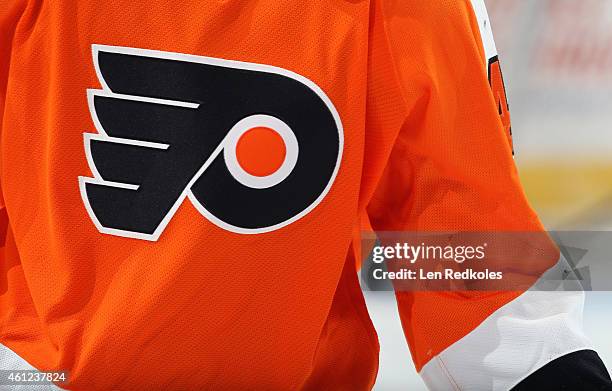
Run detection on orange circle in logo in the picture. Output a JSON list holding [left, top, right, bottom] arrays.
[[236, 127, 287, 177]]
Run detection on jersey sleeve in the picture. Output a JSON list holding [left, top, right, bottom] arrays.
[[0, 0, 23, 134], [1, 0, 25, 213], [364, 0, 609, 389]]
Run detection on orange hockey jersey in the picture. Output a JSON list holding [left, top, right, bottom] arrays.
[[0, 0, 598, 390]]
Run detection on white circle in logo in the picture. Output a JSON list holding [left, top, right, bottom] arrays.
[[223, 114, 299, 189]]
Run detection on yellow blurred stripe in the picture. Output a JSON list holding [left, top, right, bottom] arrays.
[[518, 162, 612, 227]]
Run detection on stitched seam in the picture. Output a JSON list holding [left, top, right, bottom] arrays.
[[436, 356, 462, 391]]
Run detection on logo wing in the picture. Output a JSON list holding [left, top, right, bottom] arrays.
[[80, 46, 224, 240]]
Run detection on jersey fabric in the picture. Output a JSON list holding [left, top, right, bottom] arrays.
[[0, 0, 608, 390]]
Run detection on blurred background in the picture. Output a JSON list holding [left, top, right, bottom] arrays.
[[366, 1, 612, 388]]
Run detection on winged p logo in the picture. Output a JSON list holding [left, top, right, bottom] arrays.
[[79, 45, 343, 241]]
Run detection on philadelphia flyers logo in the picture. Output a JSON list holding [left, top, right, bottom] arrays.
[[79, 45, 344, 241]]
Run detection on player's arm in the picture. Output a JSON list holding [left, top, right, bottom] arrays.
[[0, 0, 26, 129], [365, 0, 611, 389], [0, 0, 26, 219]]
